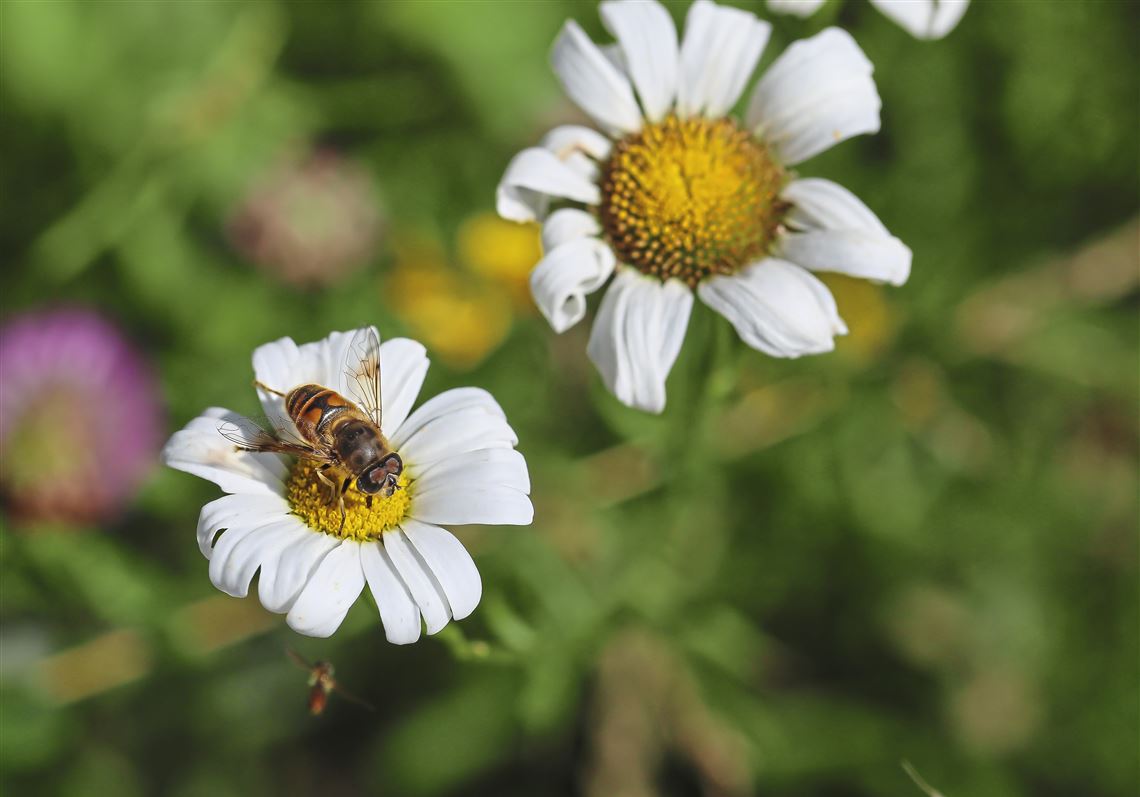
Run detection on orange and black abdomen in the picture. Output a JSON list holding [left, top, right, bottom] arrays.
[[285, 384, 354, 443]]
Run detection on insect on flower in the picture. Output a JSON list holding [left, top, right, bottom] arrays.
[[220, 327, 402, 532], [286, 648, 373, 715], [163, 326, 532, 641]]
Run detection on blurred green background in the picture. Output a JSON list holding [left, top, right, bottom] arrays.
[[1, 1, 1137, 795]]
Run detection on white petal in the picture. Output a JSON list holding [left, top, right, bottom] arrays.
[[258, 521, 340, 613], [251, 336, 325, 433], [401, 519, 482, 621], [766, 0, 827, 18], [360, 541, 421, 645], [542, 208, 602, 252], [409, 483, 534, 527], [285, 541, 366, 638], [195, 492, 292, 559], [600, 0, 679, 122], [211, 518, 305, 601], [377, 338, 429, 438], [747, 28, 881, 165], [383, 529, 451, 635], [397, 408, 518, 469], [391, 387, 506, 449], [163, 408, 287, 496], [413, 448, 531, 495], [586, 268, 693, 414], [870, 0, 969, 40], [550, 20, 643, 136], [698, 258, 847, 358], [531, 236, 616, 333], [496, 147, 602, 223], [677, 0, 771, 118], [540, 125, 612, 184], [207, 518, 278, 599], [780, 178, 911, 285]]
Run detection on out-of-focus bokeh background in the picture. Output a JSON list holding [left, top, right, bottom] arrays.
[[1, 1, 1136, 795]]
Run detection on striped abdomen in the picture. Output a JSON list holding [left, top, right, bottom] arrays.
[[285, 384, 389, 474]]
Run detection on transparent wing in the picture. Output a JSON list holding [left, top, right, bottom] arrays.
[[218, 415, 331, 462], [345, 327, 383, 428], [285, 647, 315, 673], [330, 681, 375, 712]]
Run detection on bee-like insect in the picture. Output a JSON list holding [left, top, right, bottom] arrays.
[[286, 648, 373, 716], [219, 328, 402, 529]]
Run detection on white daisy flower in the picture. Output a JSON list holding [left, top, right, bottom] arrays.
[[768, 0, 969, 41], [497, 0, 911, 413], [162, 327, 533, 642]]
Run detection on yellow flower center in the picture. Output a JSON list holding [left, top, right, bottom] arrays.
[[598, 115, 788, 288], [286, 458, 411, 541]]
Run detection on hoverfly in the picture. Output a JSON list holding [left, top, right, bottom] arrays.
[[219, 327, 402, 530], [286, 648, 373, 716]]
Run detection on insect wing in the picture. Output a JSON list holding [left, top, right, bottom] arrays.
[[329, 681, 375, 713], [219, 416, 327, 461], [286, 647, 315, 673], [345, 327, 383, 429]]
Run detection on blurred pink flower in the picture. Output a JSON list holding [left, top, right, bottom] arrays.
[[0, 308, 164, 526], [228, 149, 383, 288]]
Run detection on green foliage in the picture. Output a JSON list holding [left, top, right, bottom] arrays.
[[1, 1, 1137, 796]]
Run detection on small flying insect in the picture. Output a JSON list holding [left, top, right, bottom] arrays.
[[219, 327, 403, 531], [286, 648, 374, 716]]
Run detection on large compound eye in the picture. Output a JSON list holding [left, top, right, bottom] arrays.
[[356, 467, 385, 495], [379, 453, 402, 477]]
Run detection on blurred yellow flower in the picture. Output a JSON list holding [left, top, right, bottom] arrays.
[[819, 273, 896, 361], [457, 212, 541, 309], [386, 234, 512, 370]]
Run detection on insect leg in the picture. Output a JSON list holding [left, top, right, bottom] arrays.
[[315, 466, 337, 504], [253, 380, 288, 398]]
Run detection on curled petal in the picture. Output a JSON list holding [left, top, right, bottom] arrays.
[[531, 236, 616, 333], [541, 208, 602, 252], [780, 178, 911, 285], [540, 125, 612, 183], [698, 258, 847, 358], [496, 147, 602, 223], [586, 267, 692, 414]]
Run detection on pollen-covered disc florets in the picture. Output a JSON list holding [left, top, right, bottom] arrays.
[[598, 115, 788, 288], [286, 458, 411, 541]]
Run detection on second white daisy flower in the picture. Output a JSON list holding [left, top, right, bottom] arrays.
[[498, 0, 911, 413]]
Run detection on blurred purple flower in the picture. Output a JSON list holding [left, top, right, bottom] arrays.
[[228, 149, 383, 288], [0, 308, 164, 526]]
